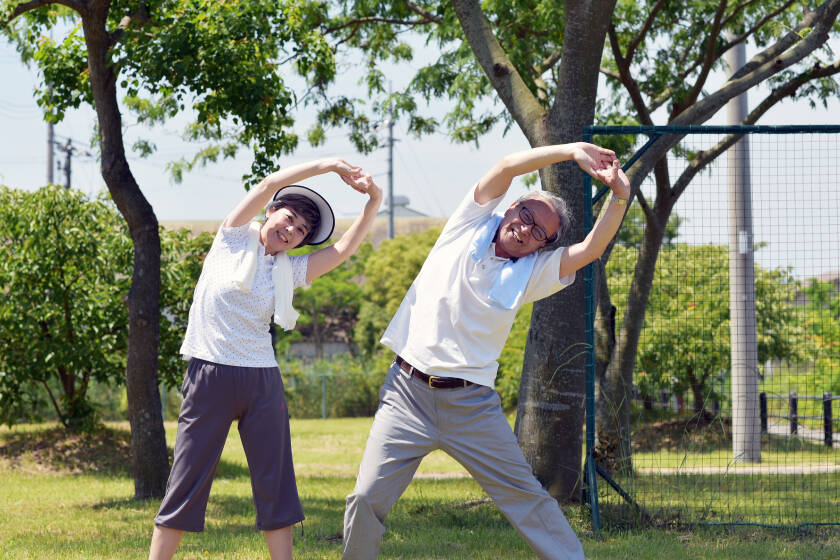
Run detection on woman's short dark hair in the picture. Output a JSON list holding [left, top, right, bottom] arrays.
[[267, 193, 321, 247]]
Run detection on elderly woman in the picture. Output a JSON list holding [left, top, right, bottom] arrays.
[[149, 158, 381, 560]]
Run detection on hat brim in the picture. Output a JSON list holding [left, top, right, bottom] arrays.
[[271, 185, 335, 246]]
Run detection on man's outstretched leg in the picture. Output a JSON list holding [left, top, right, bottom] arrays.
[[440, 384, 586, 560], [343, 364, 436, 559]]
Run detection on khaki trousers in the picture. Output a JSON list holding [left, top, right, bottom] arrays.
[[342, 362, 585, 560]]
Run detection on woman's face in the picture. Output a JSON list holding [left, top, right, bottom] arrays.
[[260, 205, 312, 255]]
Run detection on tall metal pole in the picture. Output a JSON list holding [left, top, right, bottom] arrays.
[[47, 35, 55, 185], [62, 138, 72, 189], [726, 37, 761, 463], [387, 108, 395, 239], [47, 120, 54, 184]]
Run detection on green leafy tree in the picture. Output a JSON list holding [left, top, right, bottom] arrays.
[[316, 0, 840, 498], [588, 0, 840, 472], [801, 279, 840, 393], [158, 227, 213, 388], [354, 227, 442, 358], [287, 241, 372, 359], [1, 0, 343, 498], [0, 186, 131, 431], [606, 243, 803, 418], [0, 185, 212, 430]]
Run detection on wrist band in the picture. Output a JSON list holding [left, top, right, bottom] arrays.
[[611, 194, 629, 207]]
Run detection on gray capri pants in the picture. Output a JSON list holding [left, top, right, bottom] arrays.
[[155, 358, 304, 532]]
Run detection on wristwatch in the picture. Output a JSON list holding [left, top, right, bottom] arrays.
[[611, 194, 629, 206]]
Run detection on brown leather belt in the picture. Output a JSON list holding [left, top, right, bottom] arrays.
[[395, 355, 474, 389]]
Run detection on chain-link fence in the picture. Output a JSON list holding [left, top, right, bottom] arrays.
[[283, 372, 385, 419], [584, 126, 840, 528]]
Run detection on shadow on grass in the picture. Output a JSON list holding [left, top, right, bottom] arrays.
[[0, 424, 249, 479], [88, 479, 529, 556], [0, 424, 133, 475]]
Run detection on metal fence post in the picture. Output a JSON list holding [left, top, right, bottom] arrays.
[[789, 391, 798, 435], [582, 128, 600, 533], [321, 374, 327, 419], [759, 392, 767, 433], [825, 392, 833, 448]]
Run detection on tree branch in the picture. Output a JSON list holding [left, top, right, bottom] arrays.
[[625, 0, 668, 62], [622, 0, 840, 228], [673, 0, 729, 118], [324, 15, 437, 35], [405, 1, 443, 24], [536, 48, 562, 76], [109, 2, 150, 46], [608, 24, 655, 125], [600, 66, 620, 81], [670, 59, 840, 201], [449, 0, 544, 142], [649, 0, 797, 113], [4, 0, 85, 22], [41, 379, 67, 426], [673, 0, 840, 126]]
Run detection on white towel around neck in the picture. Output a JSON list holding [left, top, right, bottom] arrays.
[[232, 221, 300, 331]]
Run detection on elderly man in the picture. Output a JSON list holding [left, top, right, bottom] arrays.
[[343, 142, 630, 560]]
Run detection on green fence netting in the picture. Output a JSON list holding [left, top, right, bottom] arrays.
[[582, 125, 840, 530]]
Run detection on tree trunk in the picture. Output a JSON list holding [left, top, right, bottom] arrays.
[[82, 6, 169, 499], [592, 260, 623, 473], [686, 366, 704, 415], [595, 190, 673, 474], [514, 1, 617, 503]]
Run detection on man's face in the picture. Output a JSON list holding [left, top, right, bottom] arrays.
[[495, 198, 560, 259]]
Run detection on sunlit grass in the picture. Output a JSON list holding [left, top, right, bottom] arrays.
[[1, 420, 838, 559]]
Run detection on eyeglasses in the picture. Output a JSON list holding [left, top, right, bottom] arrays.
[[518, 205, 558, 244]]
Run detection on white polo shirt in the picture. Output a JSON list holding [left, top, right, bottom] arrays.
[[179, 223, 310, 368], [380, 186, 574, 387]]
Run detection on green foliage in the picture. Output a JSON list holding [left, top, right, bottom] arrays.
[[0, 186, 131, 430], [604, 1, 839, 119], [3, 0, 348, 185], [800, 279, 840, 394], [353, 227, 442, 357], [157, 227, 214, 389], [0, 186, 211, 426], [287, 240, 372, 358], [607, 243, 803, 413], [613, 204, 682, 250], [277, 354, 385, 418]]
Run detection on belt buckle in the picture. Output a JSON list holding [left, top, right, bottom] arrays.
[[428, 376, 443, 389]]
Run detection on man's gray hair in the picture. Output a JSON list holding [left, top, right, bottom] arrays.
[[517, 190, 572, 241]]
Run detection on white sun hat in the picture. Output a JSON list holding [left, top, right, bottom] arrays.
[[270, 185, 335, 246]]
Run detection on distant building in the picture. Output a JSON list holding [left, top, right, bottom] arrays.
[[793, 271, 840, 306], [378, 195, 428, 218]]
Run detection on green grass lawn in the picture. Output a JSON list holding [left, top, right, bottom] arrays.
[[1, 419, 839, 559]]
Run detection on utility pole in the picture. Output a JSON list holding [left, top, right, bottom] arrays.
[[387, 107, 395, 239], [61, 138, 72, 189], [726, 36, 761, 463], [47, 35, 55, 185], [47, 120, 54, 184], [54, 137, 92, 191]]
